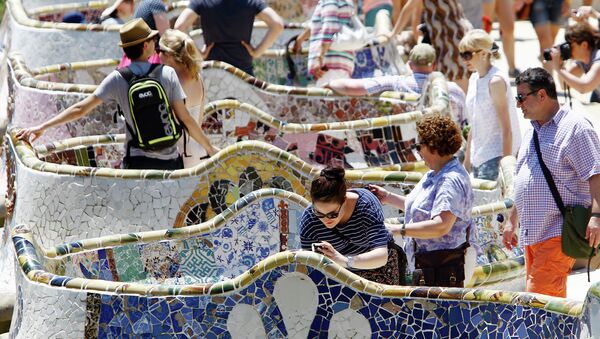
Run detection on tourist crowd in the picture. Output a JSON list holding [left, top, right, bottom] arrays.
[[19, 0, 600, 297]]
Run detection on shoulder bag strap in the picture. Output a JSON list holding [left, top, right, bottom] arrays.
[[532, 130, 566, 215]]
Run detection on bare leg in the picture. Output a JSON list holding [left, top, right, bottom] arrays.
[[533, 22, 555, 71], [496, 0, 516, 73], [482, 0, 495, 19]]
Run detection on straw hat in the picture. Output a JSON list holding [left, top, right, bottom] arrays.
[[119, 18, 158, 48]]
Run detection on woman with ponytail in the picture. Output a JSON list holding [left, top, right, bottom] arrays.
[[299, 166, 406, 285], [158, 29, 210, 168], [550, 22, 600, 103], [460, 29, 521, 181]]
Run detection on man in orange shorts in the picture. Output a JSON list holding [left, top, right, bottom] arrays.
[[502, 68, 600, 298]]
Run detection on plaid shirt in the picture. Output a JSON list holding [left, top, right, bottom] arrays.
[[514, 106, 600, 246]]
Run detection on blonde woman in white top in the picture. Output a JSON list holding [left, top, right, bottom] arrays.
[[158, 29, 213, 168], [460, 29, 521, 181]]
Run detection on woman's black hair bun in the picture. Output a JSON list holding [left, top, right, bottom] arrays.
[[320, 166, 345, 181]]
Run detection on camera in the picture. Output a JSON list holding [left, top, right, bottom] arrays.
[[543, 42, 571, 61]]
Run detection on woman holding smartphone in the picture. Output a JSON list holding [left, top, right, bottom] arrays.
[[299, 166, 405, 285]]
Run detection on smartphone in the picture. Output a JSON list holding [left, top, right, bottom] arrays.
[[311, 243, 323, 253]]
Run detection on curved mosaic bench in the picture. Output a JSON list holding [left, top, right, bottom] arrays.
[[21, 0, 318, 23], [201, 99, 425, 169], [4, 0, 304, 67], [9, 216, 593, 338], [0, 131, 512, 293], [7, 55, 445, 146]]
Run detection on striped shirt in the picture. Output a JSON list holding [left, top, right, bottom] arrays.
[[299, 188, 391, 255], [363, 73, 468, 129], [515, 106, 600, 245], [308, 0, 355, 77]]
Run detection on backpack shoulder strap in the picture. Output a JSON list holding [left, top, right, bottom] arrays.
[[117, 66, 135, 83], [147, 63, 163, 78]]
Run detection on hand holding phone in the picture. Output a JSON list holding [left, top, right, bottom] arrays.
[[311, 243, 323, 253]]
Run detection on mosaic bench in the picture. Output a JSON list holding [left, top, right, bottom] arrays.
[[20, 0, 317, 23], [8, 212, 594, 338], [3, 0, 402, 78], [0, 132, 514, 291], [200, 99, 425, 169], [7, 55, 447, 146], [3, 0, 302, 67]]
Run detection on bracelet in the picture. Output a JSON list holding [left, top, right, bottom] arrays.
[[400, 222, 406, 237], [591, 213, 600, 218], [346, 255, 355, 269]]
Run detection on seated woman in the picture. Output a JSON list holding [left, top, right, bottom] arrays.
[[158, 29, 208, 168], [549, 22, 600, 103], [368, 114, 476, 287], [299, 166, 405, 285]]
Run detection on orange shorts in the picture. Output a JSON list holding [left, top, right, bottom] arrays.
[[525, 236, 575, 298]]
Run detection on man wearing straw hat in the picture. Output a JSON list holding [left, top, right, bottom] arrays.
[[16, 18, 218, 170]]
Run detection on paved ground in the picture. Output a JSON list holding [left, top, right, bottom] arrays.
[[490, 19, 600, 301]]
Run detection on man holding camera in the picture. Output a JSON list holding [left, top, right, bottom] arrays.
[[547, 22, 600, 103], [502, 67, 600, 297]]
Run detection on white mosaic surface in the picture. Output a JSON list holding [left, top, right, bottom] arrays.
[[14, 164, 198, 248], [10, 268, 87, 338]]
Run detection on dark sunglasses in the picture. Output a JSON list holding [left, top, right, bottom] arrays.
[[459, 50, 481, 61], [515, 89, 539, 104], [312, 204, 343, 219]]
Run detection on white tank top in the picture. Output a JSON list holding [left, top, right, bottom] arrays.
[[178, 104, 207, 168], [467, 66, 522, 167]]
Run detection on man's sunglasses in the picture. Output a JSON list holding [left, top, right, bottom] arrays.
[[515, 89, 539, 104], [459, 50, 481, 61], [312, 204, 343, 219]]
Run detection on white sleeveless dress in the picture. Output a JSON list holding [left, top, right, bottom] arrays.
[[178, 104, 207, 168]]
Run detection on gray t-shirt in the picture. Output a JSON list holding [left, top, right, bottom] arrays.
[[93, 62, 186, 160]]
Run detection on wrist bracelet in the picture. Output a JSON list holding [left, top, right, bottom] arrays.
[[346, 255, 354, 269], [591, 213, 600, 218], [400, 222, 406, 237]]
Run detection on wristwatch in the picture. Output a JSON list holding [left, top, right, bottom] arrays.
[[346, 255, 355, 269], [592, 212, 600, 218], [400, 222, 407, 237]]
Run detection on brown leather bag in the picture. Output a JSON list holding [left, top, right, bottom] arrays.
[[412, 242, 469, 287]]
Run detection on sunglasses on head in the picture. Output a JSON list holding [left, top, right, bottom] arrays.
[[312, 203, 343, 219], [459, 50, 481, 61], [515, 89, 539, 103]]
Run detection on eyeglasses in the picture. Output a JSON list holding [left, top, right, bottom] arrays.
[[459, 50, 482, 61], [515, 89, 539, 103], [312, 203, 343, 219]]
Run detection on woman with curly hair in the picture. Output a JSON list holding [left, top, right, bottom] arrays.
[[158, 29, 210, 167], [368, 114, 476, 287]]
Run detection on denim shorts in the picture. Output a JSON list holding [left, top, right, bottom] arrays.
[[529, 0, 564, 26], [472, 156, 501, 181]]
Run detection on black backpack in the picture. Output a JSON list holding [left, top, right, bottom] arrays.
[[116, 64, 183, 152]]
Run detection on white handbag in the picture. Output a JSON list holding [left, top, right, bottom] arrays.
[[329, 14, 371, 51]]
